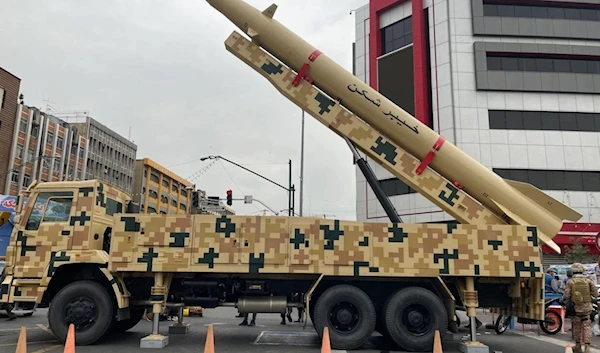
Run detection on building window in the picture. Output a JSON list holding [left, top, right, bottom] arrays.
[[148, 190, 158, 199], [160, 195, 169, 204], [493, 169, 600, 192], [19, 119, 27, 132], [79, 147, 84, 158], [150, 172, 159, 183], [180, 203, 186, 211], [487, 53, 600, 74], [162, 178, 169, 188], [47, 131, 54, 144], [489, 110, 600, 132], [181, 189, 188, 198], [77, 168, 82, 180], [171, 199, 177, 207], [381, 16, 413, 55], [22, 174, 31, 187], [27, 148, 34, 161], [380, 178, 417, 197], [483, 2, 600, 22], [15, 145, 23, 159], [171, 183, 179, 193], [53, 159, 61, 172], [10, 172, 18, 184], [57, 136, 64, 149], [147, 206, 157, 214]]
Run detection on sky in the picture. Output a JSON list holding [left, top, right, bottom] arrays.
[[0, 0, 369, 219]]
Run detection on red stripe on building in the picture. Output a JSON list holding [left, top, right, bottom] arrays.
[[369, 0, 431, 126]]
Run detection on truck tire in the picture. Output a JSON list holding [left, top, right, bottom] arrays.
[[48, 280, 114, 346], [383, 287, 448, 352], [111, 307, 145, 332], [312, 284, 376, 350]]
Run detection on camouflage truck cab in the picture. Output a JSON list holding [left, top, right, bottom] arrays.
[[1, 180, 546, 351], [0, 180, 132, 328]]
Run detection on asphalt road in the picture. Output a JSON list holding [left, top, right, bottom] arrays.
[[0, 307, 596, 353]]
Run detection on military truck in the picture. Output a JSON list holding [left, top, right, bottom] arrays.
[[0, 178, 545, 351], [0, 3, 575, 350]]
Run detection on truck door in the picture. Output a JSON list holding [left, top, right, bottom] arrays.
[[12, 190, 76, 278]]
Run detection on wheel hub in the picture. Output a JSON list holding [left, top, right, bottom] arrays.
[[336, 308, 353, 325], [408, 310, 424, 326], [64, 297, 96, 330]]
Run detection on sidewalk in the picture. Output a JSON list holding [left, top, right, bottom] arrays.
[[466, 308, 600, 348]]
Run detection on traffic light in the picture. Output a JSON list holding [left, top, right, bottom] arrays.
[[226, 189, 232, 206], [192, 190, 199, 208]]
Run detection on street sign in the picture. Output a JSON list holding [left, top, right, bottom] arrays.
[[244, 195, 253, 204]]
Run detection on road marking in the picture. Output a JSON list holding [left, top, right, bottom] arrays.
[[31, 344, 62, 353], [36, 324, 54, 336], [0, 340, 59, 347], [511, 330, 600, 353]]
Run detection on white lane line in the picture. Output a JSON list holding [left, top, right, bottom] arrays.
[[511, 330, 600, 353]]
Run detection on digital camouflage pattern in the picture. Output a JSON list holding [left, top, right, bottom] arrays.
[[108, 214, 543, 279], [1, 180, 131, 306], [564, 273, 598, 346], [223, 31, 560, 251]]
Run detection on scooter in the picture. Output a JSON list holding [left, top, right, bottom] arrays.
[[494, 297, 565, 335]]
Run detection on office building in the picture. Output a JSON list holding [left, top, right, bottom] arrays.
[[0, 67, 21, 192], [354, 0, 600, 263], [133, 158, 193, 214], [72, 117, 137, 194], [4, 105, 88, 195]]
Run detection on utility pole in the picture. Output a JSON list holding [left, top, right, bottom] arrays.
[[299, 110, 305, 216]]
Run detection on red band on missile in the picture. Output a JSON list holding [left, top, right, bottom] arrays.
[[309, 50, 322, 62], [415, 136, 445, 175], [293, 50, 322, 86]]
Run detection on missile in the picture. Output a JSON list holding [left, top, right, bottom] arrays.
[[206, 0, 582, 252]]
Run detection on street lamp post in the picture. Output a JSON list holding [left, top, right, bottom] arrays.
[[200, 155, 295, 216]]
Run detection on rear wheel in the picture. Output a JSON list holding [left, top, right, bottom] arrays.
[[540, 310, 562, 335], [48, 280, 114, 345], [383, 287, 448, 352], [312, 284, 376, 350]]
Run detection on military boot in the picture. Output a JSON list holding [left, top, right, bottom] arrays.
[[584, 344, 591, 353], [573, 343, 582, 353]]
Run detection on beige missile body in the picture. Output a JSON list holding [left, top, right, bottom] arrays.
[[206, 0, 582, 253]]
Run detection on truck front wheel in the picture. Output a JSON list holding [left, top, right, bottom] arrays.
[[312, 284, 376, 350], [48, 280, 114, 345], [383, 287, 448, 352]]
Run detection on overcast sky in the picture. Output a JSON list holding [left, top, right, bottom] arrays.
[[0, 0, 369, 219]]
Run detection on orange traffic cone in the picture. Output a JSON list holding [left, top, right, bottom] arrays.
[[63, 323, 75, 353], [15, 326, 26, 353], [321, 327, 331, 353], [564, 344, 573, 353], [204, 324, 214, 353], [433, 330, 443, 353]]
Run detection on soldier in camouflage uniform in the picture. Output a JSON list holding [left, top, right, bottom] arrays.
[[563, 263, 598, 353]]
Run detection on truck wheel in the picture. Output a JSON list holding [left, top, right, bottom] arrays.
[[383, 287, 448, 352], [48, 280, 114, 345], [111, 307, 145, 332], [312, 284, 376, 350]]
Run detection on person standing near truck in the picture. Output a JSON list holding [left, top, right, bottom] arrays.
[[563, 263, 599, 353]]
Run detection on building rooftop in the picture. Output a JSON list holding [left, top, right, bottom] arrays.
[[138, 158, 194, 188]]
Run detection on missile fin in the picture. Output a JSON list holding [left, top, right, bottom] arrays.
[[491, 199, 561, 254], [262, 4, 277, 18], [247, 27, 259, 38], [504, 179, 583, 222]]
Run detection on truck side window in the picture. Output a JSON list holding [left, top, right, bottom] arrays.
[[25, 191, 74, 231]]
